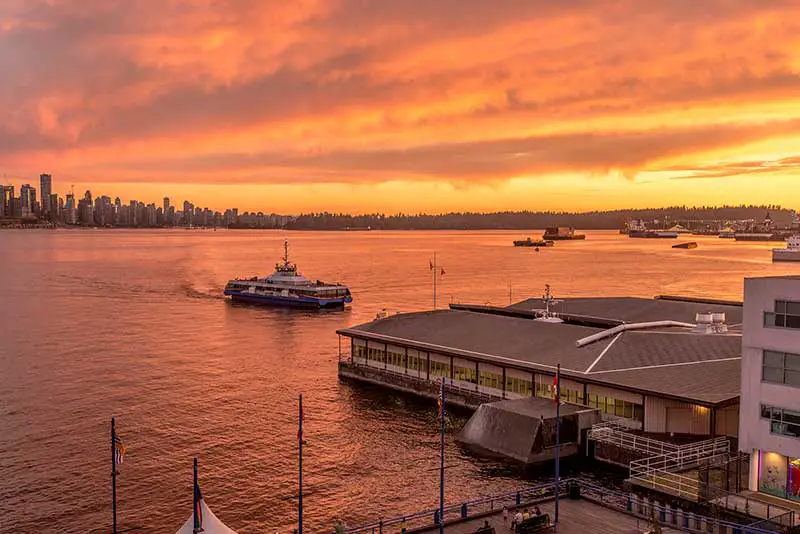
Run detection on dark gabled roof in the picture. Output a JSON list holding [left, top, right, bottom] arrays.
[[507, 296, 743, 326], [338, 307, 742, 406]]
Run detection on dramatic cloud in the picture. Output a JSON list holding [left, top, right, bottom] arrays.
[[2, 0, 800, 209]]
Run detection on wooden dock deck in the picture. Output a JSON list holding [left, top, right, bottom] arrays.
[[414, 499, 681, 534]]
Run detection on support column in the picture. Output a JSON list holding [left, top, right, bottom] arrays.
[[749, 449, 760, 491], [501, 367, 506, 399], [449, 355, 454, 384], [474, 361, 479, 392], [426, 352, 431, 381], [710, 408, 717, 436], [404, 347, 408, 375]]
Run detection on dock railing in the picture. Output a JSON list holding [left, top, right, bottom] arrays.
[[588, 422, 680, 457], [343, 481, 565, 534], [705, 485, 798, 528], [579, 481, 791, 534], [341, 479, 787, 534], [628, 436, 731, 501]]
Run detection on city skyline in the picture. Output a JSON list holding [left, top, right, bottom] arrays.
[[2, 2, 800, 212]]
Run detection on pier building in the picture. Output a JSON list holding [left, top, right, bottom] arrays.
[[337, 295, 743, 438]]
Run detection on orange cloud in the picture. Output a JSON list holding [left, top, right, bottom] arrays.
[[1, 0, 800, 211]]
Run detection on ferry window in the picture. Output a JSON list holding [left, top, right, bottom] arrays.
[[763, 351, 800, 387]]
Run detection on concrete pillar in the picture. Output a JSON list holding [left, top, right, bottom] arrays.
[[749, 449, 759, 491]]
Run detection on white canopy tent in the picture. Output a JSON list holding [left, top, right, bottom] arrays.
[[175, 498, 238, 534]]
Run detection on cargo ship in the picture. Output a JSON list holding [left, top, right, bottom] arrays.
[[542, 227, 586, 240]]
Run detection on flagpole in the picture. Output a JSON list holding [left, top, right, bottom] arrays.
[[555, 363, 561, 525], [193, 457, 199, 533], [433, 252, 437, 309], [439, 379, 445, 534], [111, 416, 117, 534], [299, 393, 304, 534]]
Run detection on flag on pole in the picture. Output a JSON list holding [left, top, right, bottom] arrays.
[[113, 433, 126, 465], [429, 260, 434, 270], [440, 268, 445, 276], [552, 371, 560, 404]]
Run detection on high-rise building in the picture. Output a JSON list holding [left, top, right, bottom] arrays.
[[39, 174, 52, 218], [0, 185, 12, 217], [65, 192, 77, 224], [163, 197, 170, 214], [49, 194, 59, 222], [739, 276, 800, 502], [183, 201, 193, 226], [20, 184, 37, 219]]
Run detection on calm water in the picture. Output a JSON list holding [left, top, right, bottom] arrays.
[[0, 229, 796, 533]]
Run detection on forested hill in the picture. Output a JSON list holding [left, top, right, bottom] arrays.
[[284, 205, 794, 230]]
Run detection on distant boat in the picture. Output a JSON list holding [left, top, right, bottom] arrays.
[[625, 219, 677, 238], [514, 238, 554, 247], [542, 227, 585, 240], [666, 224, 692, 234], [773, 235, 800, 262], [630, 230, 679, 238], [735, 230, 795, 242], [672, 242, 698, 249]]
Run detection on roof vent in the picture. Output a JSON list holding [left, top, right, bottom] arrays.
[[693, 311, 728, 334]]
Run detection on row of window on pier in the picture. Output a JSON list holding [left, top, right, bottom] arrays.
[[352, 339, 643, 421]]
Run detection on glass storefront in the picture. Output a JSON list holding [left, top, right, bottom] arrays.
[[759, 451, 800, 502]]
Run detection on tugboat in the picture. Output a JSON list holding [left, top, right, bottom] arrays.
[[224, 240, 353, 308], [773, 236, 800, 262]]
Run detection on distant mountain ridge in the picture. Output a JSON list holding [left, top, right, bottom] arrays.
[[284, 205, 795, 230]]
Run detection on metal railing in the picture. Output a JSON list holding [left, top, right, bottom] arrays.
[[628, 437, 731, 501], [589, 422, 680, 456], [341, 479, 787, 534], [706, 485, 798, 527], [630, 436, 730, 476], [341, 360, 518, 406], [342, 480, 566, 534], [579, 481, 789, 534]]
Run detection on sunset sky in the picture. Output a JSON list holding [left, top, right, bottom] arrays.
[[2, 0, 800, 213]]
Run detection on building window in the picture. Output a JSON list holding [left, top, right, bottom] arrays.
[[764, 300, 800, 329], [762, 350, 800, 387], [761, 405, 800, 439], [588, 393, 643, 422]]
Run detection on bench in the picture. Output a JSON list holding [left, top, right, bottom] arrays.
[[514, 514, 552, 533]]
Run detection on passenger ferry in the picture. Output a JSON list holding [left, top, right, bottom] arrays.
[[224, 240, 353, 308]]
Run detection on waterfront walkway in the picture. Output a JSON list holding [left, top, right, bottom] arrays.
[[414, 498, 678, 534]]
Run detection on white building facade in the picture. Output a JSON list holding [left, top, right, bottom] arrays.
[[740, 276, 800, 503]]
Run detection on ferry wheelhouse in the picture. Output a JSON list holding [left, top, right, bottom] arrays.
[[224, 241, 352, 308]]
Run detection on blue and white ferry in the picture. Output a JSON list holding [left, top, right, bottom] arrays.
[[224, 240, 353, 308]]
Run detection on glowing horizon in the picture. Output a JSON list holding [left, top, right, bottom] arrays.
[[2, 1, 800, 213]]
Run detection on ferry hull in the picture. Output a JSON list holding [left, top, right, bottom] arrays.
[[224, 290, 351, 308]]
